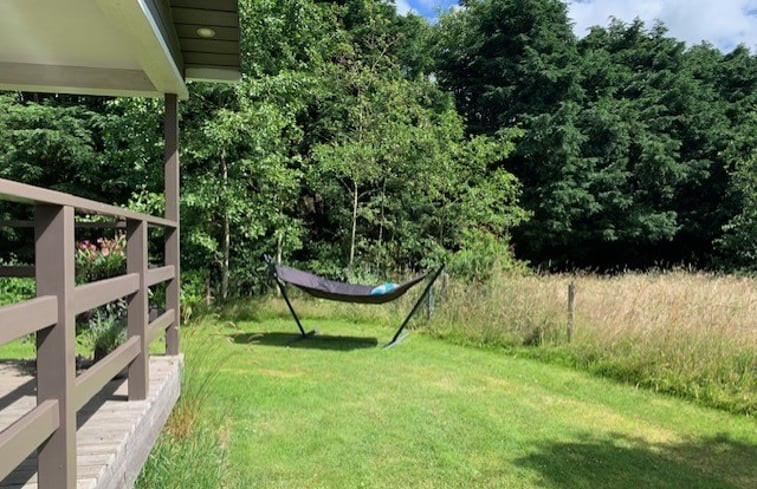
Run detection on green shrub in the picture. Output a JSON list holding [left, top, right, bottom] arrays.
[[180, 270, 208, 323], [0, 276, 35, 307], [84, 301, 127, 362]]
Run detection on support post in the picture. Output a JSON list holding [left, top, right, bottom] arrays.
[[165, 93, 180, 355], [385, 265, 445, 349], [127, 219, 149, 400], [568, 281, 576, 343], [263, 255, 316, 339], [440, 272, 448, 303], [275, 279, 311, 338], [426, 284, 434, 321], [35, 204, 76, 489]]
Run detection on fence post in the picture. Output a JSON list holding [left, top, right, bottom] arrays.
[[426, 284, 434, 321], [127, 219, 149, 400], [568, 281, 576, 343], [35, 204, 76, 489]]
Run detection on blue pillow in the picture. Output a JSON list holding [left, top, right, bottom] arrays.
[[370, 282, 397, 295]]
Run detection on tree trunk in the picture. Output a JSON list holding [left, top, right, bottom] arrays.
[[275, 230, 283, 296], [276, 231, 283, 265], [205, 273, 212, 306], [349, 181, 358, 267], [378, 179, 385, 260], [221, 153, 230, 301]]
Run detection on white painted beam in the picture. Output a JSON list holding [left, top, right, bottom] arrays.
[[0, 62, 158, 98], [185, 65, 241, 83]]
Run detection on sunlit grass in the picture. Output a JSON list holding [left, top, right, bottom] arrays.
[[138, 309, 757, 489]]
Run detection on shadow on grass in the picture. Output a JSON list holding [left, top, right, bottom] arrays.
[[515, 432, 757, 489], [229, 332, 379, 351]]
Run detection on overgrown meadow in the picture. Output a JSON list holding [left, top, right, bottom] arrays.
[[232, 270, 756, 417], [430, 271, 757, 416]]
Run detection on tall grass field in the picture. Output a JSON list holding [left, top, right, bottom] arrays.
[[434, 271, 756, 416], [243, 271, 755, 416]]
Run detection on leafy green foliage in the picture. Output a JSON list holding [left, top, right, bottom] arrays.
[[0, 276, 34, 307], [1, 0, 756, 294], [718, 111, 757, 268], [435, 3, 757, 269], [0, 94, 104, 198]]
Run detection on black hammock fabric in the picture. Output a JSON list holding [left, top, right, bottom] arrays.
[[273, 264, 428, 305]]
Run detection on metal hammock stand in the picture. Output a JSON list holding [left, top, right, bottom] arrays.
[[264, 256, 444, 349]]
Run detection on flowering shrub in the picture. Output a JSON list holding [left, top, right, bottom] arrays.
[[75, 233, 128, 361], [76, 233, 126, 283]]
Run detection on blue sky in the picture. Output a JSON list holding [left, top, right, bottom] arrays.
[[394, 1, 458, 19], [394, 1, 757, 52]]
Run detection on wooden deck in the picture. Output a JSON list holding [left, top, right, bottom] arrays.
[[0, 356, 182, 489]]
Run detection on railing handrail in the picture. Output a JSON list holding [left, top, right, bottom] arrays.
[[0, 178, 176, 228], [0, 202, 179, 486], [0, 219, 128, 229], [0, 400, 60, 480], [0, 93, 181, 488], [0, 296, 58, 345]]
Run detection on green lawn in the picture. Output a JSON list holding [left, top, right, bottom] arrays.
[[179, 311, 757, 489]]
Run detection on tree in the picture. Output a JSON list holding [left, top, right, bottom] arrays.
[[304, 1, 527, 274], [0, 94, 104, 199], [181, 79, 305, 299], [436, 5, 752, 269], [435, 0, 580, 134], [718, 110, 757, 268]]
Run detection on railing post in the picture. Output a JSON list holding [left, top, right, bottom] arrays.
[[34, 204, 76, 489], [127, 219, 149, 400], [165, 93, 180, 355]]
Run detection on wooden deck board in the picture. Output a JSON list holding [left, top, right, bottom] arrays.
[[0, 356, 182, 489]]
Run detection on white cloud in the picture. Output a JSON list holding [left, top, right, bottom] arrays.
[[567, 0, 757, 51], [394, 0, 415, 15]]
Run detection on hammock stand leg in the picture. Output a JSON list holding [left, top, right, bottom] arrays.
[[385, 265, 445, 350], [265, 254, 318, 340], [275, 278, 318, 340]]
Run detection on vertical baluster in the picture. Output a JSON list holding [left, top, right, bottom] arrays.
[[127, 219, 148, 400], [35, 204, 76, 489], [165, 93, 180, 355]]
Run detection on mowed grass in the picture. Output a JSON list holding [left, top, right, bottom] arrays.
[[166, 307, 757, 489]]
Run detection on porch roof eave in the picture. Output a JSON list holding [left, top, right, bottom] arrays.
[[0, 0, 242, 99]]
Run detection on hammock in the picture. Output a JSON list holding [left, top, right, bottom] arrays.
[[264, 256, 444, 349]]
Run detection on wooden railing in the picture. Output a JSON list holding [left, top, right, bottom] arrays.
[[0, 177, 180, 488]]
